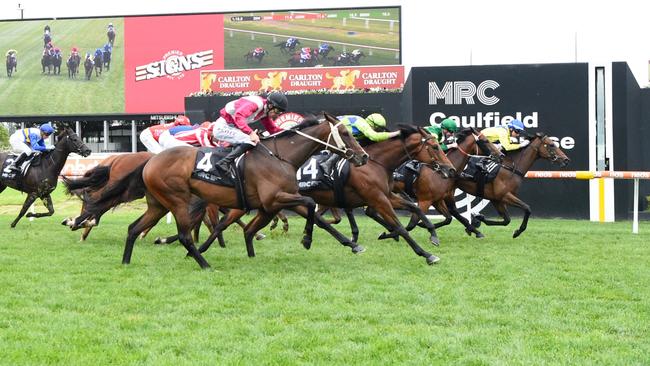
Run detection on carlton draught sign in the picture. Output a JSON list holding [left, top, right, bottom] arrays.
[[200, 66, 404, 93]]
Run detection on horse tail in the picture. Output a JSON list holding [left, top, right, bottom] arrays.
[[62, 165, 111, 195], [188, 197, 208, 224], [274, 42, 284, 47], [88, 161, 147, 209]]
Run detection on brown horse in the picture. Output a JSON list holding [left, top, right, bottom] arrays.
[[453, 133, 570, 238], [92, 114, 368, 269], [392, 127, 504, 238], [198, 125, 456, 265], [61, 152, 273, 243]]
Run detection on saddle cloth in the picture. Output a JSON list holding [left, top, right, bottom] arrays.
[[462, 156, 501, 183], [1, 153, 42, 180], [297, 152, 351, 207], [393, 160, 423, 200]]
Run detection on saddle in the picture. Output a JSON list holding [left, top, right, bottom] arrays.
[[1, 153, 43, 180], [393, 160, 422, 200], [461, 156, 502, 198], [297, 152, 351, 207], [191, 147, 248, 210]]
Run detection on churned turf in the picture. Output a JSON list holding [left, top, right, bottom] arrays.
[[0, 187, 649, 365]]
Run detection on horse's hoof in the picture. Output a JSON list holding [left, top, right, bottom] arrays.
[[426, 254, 441, 265], [465, 227, 472, 236], [154, 237, 163, 245], [430, 235, 440, 247], [513, 230, 522, 239], [302, 236, 312, 250], [377, 232, 389, 240], [61, 218, 71, 226], [255, 233, 266, 240], [352, 245, 365, 254], [475, 231, 485, 239]]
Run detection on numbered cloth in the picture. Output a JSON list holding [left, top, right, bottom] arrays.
[[297, 152, 350, 191], [462, 156, 501, 182], [393, 160, 423, 200], [191, 147, 240, 187]]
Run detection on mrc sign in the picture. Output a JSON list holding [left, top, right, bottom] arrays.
[[408, 63, 590, 218]]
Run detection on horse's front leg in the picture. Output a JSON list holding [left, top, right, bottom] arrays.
[[472, 200, 511, 228], [444, 196, 484, 238], [11, 194, 38, 228], [26, 194, 55, 218], [267, 192, 315, 250], [388, 193, 440, 246], [500, 193, 532, 238]]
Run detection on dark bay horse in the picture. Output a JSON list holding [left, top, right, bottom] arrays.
[[52, 52, 62, 75], [84, 58, 93, 80], [107, 29, 115, 47], [41, 50, 53, 74], [455, 133, 570, 238], [91, 114, 368, 269], [6, 53, 17, 77], [392, 128, 504, 238], [274, 39, 300, 54], [0, 128, 92, 227], [244, 48, 267, 63], [93, 50, 103, 76], [199, 126, 456, 265], [67, 54, 80, 78], [102, 48, 111, 71]]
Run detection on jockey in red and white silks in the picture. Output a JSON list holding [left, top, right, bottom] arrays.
[[140, 115, 191, 154]]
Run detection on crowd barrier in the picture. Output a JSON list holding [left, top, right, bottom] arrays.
[[526, 171, 650, 234]]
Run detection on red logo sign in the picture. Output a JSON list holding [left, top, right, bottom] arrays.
[[275, 112, 305, 129], [201, 65, 404, 93], [125, 14, 224, 114]]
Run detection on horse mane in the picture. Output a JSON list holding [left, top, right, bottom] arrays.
[[396, 124, 420, 139], [455, 127, 478, 143]]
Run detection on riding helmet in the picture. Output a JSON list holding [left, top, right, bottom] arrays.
[[267, 92, 288, 112], [40, 123, 55, 135], [366, 113, 387, 128], [507, 119, 525, 131], [440, 118, 459, 133], [174, 115, 191, 126]]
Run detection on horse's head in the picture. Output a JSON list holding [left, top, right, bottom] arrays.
[[397, 125, 455, 178], [56, 127, 92, 157], [531, 133, 570, 167], [322, 112, 368, 166]]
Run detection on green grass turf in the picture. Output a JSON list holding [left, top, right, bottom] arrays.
[[0, 186, 649, 364], [0, 18, 124, 117]]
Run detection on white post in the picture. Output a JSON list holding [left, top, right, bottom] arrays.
[[131, 120, 137, 152], [633, 178, 639, 234], [103, 120, 109, 152], [75, 120, 81, 136], [465, 193, 473, 221]]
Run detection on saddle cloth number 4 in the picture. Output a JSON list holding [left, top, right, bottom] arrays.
[[296, 157, 319, 180], [197, 152, 213, 172]]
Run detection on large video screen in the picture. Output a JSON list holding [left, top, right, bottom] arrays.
[[0, 7, 400, 118]]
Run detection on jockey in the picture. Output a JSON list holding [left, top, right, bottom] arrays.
[[71, 47, 79, 57], [285, 37, 298, 48], [103, 43, 112, 53], [320, 113, 399, 175], [164, 123, 224, 149], [7, 123, 55, 173], [481, 119, 529, 151], [253, 47, 264, 56], [212, 92, 288, 173], [44, 25, 51, 34], [351, 49, 362, 57], [85, 52, 93, 64], [140, 115, 192, 154], [424, 118, 459, 152], [107, 22, 115, 32], [6, 49, 17, 57]]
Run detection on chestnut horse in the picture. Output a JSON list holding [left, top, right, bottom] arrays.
[[392, 127, 504, 238], [198, 126, 456, 265], [92, 114, 368, 269], [455, 133, 570, 238]]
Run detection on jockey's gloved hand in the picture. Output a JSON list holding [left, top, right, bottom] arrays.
[[510, 137, 520, 143], [519, 139, 531, 148]]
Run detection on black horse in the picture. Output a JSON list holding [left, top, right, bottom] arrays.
[[333, 50, 366, 66], [43, 33, 52, 48], [41, 49, 53, 74], [0, 127, 92, 228], [107, 29, 116, 47], [84, 57, 94, 80], [52, 52, 62, 75], [274, 39, 301, 54], [6, 53, 17, 77], [102, 48, 111, 71], [93, 50, 103, 76], [67, 54, 80, 78], [244, 48, 267, 63]]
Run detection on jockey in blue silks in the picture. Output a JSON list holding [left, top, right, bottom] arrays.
[[7, 123, 55, 172]]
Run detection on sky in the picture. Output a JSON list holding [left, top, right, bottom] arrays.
[[2, 0, 648, 86]]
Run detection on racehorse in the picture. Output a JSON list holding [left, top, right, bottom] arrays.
[[391, 127, 504, 239], [0, 127, 92, 228], [93, 50, 103, 76], [41, 49, 53, 74], [84, 58, 93, 80], [61, 152, 272, 243], [52, 52, 62, 75], [288, 52, 314, 67], [107, 29, 116, 47], [102, 47, 111, 71], [6, 53, 17, 77], [67, 54, 80, 78], [454, 133, 570, 238], [199, 126, 457, 265], [43, 33, 52, 48], [314, 45, 334, 63], [274, 39, 301, 54], [333, 50, 366, 66], [88, 113, 369, 269], [244, 48, 268, 63]]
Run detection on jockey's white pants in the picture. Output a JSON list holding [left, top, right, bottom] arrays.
[[212, 117, 255, 146], [158, 130, 192, 150], [139, 128, 163, 154], [9, 133, 34, 155]]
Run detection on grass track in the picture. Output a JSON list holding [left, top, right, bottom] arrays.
[[0, 187, 649, 364]]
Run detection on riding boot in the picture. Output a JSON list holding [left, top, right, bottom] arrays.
[[320, 153, 339, 180], [215, 144, 254, 173], [8, 152, 29, 172]]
